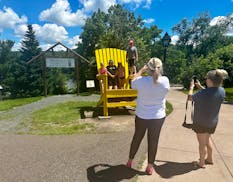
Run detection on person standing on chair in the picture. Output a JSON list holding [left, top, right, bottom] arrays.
[[188, 69, 228, 168], [126, 58, 170, 175], [126, 39, 138, 75]]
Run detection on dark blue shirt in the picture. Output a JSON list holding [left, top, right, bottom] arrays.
[[192, 87, 225, 128]]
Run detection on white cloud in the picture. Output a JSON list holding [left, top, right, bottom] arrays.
[[39, 43, 68, 51], [171, 35, 179, 45], [210, 15, 233, 36], [39, 38, 81, 51], [13, 23, 80, 51], [209, 16, 227, 26], [11, 42, 22, 51], [0, 7, 27, 31], [9, 0, 154, 51], [81, 0, 116, 13], [39, 0, 87, 27], [226, 27, 233, 36], [67, 35, 82, 49], [14, 24, 28, 37], [80, 0, 151, 13], [32, 23, 68, 44], [144, 0, 152, 8], [143, 18, 154, 24], [227, 32, 233, 36], [12, 23, 69, 50]]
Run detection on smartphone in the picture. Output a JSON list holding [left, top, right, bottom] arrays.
[[193, 75, 197, 83]]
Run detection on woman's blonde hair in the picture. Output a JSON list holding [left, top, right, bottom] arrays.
[[206, 69, 228, 87], [147, 57, 163, 84]]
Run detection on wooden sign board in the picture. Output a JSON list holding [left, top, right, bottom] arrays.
[[46, 58, 75, 68]]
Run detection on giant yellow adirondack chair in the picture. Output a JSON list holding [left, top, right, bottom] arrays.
[[95, 48, 137, 116]]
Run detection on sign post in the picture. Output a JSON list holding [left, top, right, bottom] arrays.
[[0, 85, 3, 100], [27, 42, 90, 97]]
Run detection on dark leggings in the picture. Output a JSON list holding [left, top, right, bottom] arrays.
[[129, 116, 165, 164]]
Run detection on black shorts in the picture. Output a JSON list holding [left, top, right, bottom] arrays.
[[128, 59, 135, 67], [108, 76, 117, 86], [192, 124, 216, 134]]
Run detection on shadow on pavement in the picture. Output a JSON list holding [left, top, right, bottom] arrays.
[[154, 160, 200, 178], [87, 164, 145, 182]]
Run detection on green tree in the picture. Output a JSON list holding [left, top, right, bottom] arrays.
[[172, 13, 233, 87], [173, 13, 233, 59], [172, 12, 211, 63], [0, 40, 16, 96], [194, 14, 233, 57], [76, 4, 158, 91], [0, 40, 15, 83], [18, 24, 42, 97], [77, 4, 152, 59], [214, 44, 233, 87], [77, 9, 108, 58], [165, 46, 186, 83]]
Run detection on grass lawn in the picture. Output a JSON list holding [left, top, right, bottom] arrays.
[[17, 100, 173, 135], [182, 87, 233, 102], [0, 97, 42, 111], [19, 101, 97, 135], [225, 87, 233, 102], [166, 101, 173, 115]]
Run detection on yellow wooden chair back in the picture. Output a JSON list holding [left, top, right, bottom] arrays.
[[95, 48, 129, 83]]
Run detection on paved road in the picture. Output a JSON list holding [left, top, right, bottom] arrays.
[[137, 87, 233, 182], [0, 131, 147, 182], [1, 88, 232, 182], [0, 94, 147, 182]]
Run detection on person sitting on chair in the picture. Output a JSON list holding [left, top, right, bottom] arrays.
[[97, 62, 107, 92], [98, 62, 107, 75], [117, 62, 125, 89], [107, 60, 117, 90]]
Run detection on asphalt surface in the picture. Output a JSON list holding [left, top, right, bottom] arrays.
[[137, 87, 233, 182], [0, 94, 147, 182], [1, 88, 232, 182], [0, 132, 147, 182]]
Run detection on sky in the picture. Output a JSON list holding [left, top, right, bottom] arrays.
[[0, 0, 233, 51]]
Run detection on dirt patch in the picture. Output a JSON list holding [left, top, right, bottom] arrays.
[[81, 110, 136, 133]]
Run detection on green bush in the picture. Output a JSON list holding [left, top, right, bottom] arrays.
[[225, 88, 233, 101]]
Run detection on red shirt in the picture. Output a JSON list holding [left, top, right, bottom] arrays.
[[99, 68, 107, 74]]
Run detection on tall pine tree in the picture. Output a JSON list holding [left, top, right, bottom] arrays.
[[18, 24, 42, 97]]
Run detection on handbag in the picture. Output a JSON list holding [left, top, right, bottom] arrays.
[[182, 97, 193, 129]]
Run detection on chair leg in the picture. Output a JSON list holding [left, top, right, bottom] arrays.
[[104, 106, 108, 116]]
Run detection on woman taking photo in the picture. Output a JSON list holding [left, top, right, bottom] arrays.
[[126, 57, 170, 175], [188, 69, 228, 168]]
